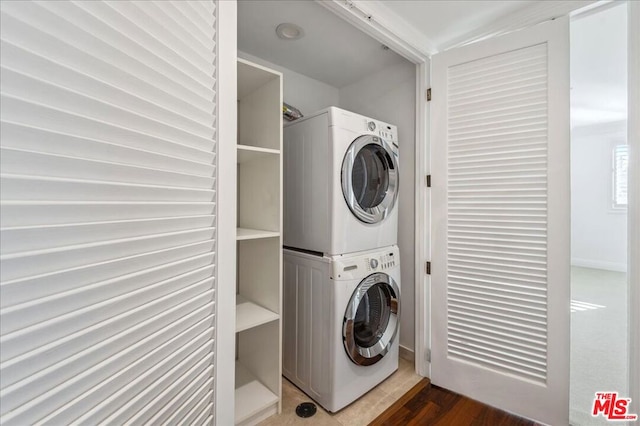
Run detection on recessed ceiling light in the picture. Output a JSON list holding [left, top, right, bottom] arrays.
[[276, 23, 305, 40]]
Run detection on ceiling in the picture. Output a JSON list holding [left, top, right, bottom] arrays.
[[238, 0, 536, 88], [378, 0, 536, 49], [238, 0, 408, 88], [239, 1, 627, 127]]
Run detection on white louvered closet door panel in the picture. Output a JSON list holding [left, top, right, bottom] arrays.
[[431, 18, 570, 425], [0, 1, 218, 424]]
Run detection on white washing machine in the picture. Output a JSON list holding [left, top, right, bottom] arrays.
[[283, 107, 399, 256], [282, 245, 400, 412]]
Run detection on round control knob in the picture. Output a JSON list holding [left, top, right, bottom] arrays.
[[367, 121, 376, 131], [369, 259, 378, 269]]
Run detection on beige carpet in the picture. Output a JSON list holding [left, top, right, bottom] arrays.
[[570, 266, 629, 426]]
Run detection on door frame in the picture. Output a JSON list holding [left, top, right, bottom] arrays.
[[316, 0, 639, 404], [215, 0, 237, 424], [628, 0, 640, 410]]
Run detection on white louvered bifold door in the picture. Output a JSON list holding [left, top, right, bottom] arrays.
[[431, 18, 570, 425], [0, 1, 218, 424]]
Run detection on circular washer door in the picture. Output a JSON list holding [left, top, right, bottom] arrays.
[[342, 135, 399, 224], [343, 272, 400, 366]]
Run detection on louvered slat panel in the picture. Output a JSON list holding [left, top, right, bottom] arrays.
[[0, 148, 214, 188], [0, 201, 215, 226], [446, 43, 549, 384], [0, 289, 214, 420], [1, 263, 216, 336], [0, 99, 215, 162], [1, 241, 215, 307], [0, 1, 217, 424], [1, 46, 214, 137], [36, 317, 213, 424], [1, 74, 214, 150], [0, 175, 215, 202], [3, 309, 214, 424], [1, 122, 215, 176], [0, 5, 213, 114]]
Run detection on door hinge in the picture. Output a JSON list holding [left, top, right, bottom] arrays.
[[426, 174, 431, 187], [425, 261, 431, 275], [426, 348, 431, 363], [426, 88, 431, 102]]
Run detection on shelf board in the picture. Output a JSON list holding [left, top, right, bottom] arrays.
[[235, 362, 279, 424], [237, 144, 280, 164], [236, 295, 279, 333], [236, 227, 280, 241]]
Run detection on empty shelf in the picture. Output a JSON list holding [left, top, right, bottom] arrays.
[[235, 362, 279, 424], [236, 228, 279, 240], [237, 145, 280, 164], [236, 296, 279, 332]]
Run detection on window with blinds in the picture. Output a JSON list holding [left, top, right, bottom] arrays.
[[0, 1, 218, 424], [613, 144, 628, 209]]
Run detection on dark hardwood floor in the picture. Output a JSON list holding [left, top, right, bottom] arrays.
[[369, 379, 538, 426]]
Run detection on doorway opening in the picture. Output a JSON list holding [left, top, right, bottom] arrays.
[[570, 3, 629, 425]]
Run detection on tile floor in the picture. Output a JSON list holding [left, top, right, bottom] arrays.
[[259, 357, 422, 426]]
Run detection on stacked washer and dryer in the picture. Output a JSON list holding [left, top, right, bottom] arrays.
[[283, 106, 401, 412]]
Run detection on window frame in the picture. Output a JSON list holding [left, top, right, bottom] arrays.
[[612, 142, 629, 210]]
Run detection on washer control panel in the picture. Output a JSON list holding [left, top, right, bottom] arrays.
[[331, 246, 400, 280], [366, 251, 397, 272]]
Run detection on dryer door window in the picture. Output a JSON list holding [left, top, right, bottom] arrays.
[[343, 272, 399, 366], [342, 135, 398, 224]]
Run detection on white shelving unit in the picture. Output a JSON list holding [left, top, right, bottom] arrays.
[[235, 58, 283, 426]]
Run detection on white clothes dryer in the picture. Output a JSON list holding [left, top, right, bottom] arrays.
[[283, 245, 400, 412], [284, 107, 399, 255]]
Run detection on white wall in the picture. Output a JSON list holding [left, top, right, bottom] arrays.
[[339, 60, 417, 353], [571, 120, 628, 272], [238, 51, 339, 116]]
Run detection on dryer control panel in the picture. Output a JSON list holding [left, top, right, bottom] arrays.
[[362, 119, 397, 144], [331, 245, 400, 280]]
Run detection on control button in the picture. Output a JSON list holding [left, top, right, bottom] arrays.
[[368, 121, 376, 131], [369, 259, 378, 269]]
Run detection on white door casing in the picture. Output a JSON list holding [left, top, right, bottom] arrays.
[[431, 17, 570, 425]]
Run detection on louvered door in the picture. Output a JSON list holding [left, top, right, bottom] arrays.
[[0, 1, 219, 424], [431, 18, 570, 425]]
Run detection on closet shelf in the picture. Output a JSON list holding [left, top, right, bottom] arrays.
[[236, 227, 280, 241], [235, 57, 282, 425], [235, 362, 279, 424], [237, 145, 280, 164], [238, 58, 280, 99], [236, 295, 279, 332]]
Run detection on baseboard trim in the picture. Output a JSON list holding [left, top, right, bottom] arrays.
[[571, 258, 627, 273], [399, 345, 415, 363]]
